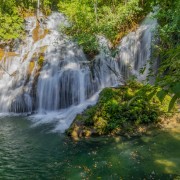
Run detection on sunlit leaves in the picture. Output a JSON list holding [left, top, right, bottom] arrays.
[[0, 12, 24, 40], [152, 0, 180, 111], [57, 0, 153, 55]]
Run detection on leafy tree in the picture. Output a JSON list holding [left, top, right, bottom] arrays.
[[150, 0, 180, 111], [0, 0, 24, 40], [58, 0, 153, 56]]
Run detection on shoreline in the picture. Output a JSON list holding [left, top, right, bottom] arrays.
[[67, 113, 180, 141]]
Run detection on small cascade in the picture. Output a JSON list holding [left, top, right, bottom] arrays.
[[0, 12, 157, 132], [117, 15, 157, 81], [36, 24, 119, 113]]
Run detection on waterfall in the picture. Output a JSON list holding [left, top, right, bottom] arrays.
[[0, 12, 157, 132], [116, 15, 157, 81]]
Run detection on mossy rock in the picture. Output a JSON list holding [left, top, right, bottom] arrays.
[[67, 81, 174, 138]]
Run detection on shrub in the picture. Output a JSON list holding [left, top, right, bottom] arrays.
[[74, 81, 172, 135]]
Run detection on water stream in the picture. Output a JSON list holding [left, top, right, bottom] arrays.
[[0, 13, 157, 132]]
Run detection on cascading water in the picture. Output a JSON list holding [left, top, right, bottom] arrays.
[[116, 15, 157, 81], [0, 12, 157, 132], [33, 13, 120, 131], [0, 16, 38, 113]]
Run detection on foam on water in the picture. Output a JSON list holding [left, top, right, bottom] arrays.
[[31, 92, 99, 132]]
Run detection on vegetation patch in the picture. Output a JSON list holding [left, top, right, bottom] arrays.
[[58, 0, 153, 56], [67, 81, 176, 139], [148, 0, 180, 112]]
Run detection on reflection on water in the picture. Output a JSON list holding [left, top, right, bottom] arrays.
[[0, 116, 180, 179]]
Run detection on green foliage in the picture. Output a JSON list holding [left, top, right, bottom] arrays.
[[150, 0, 180, 110], [156, 89, 168, 103], [0, 0, 24, 40], [0, 0, 154, 52], [155, 46, 180, 99], [77, 81, 171, 135], [58, 0, 153, 55], [154, 0, 180, 48], [0, 0, 58, 41]]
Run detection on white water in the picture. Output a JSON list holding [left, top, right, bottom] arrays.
[[116, 15, 157, 81], [0, 13, 157, 132]]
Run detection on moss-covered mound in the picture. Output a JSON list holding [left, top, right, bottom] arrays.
[[67, 81, 173, 139]]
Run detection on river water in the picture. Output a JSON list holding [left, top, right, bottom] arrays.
[[0, 116, 179, 179]]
